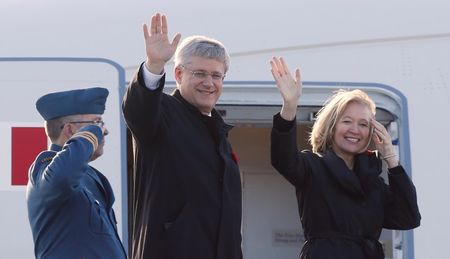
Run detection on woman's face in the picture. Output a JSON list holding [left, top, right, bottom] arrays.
[[331, 101, 372, 158]]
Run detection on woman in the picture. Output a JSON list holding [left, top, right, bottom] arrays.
[[269, 57, 421, 259]]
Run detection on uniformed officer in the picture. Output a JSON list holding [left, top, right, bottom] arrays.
[[26, 87, 127, 259]]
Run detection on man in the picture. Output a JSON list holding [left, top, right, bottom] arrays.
[[26, 87, 127, 259], [122, 13, 242, 259]]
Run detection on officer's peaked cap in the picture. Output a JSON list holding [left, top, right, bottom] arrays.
[[36, 87, 109, 120]]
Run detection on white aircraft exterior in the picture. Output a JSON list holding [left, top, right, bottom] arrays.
[[1, 0, 449, 258]]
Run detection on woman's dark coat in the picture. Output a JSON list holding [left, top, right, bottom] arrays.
[[271, 113, 421, 259]]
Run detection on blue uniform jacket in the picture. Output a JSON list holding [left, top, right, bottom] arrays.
[[26, 125, 127, 259]]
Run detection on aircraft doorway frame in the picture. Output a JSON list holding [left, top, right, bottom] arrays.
[[212, 80, 415, 259]]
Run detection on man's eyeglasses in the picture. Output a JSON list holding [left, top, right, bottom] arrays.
[[180, 65, 225, 82], [60, 120, 105, 129]]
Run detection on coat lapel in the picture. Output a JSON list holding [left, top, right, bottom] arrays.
[[322, 150, 383, 199], [322, 150, 365, 198], [95, 169, 115, 208], [86, 167, 115, 208], [353, 151, 383, 194], [172, 89, 234, 140]]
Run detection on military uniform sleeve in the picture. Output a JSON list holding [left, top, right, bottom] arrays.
[[382, 165, 421, 229], [29, 125, 103, 203], [271, 112, 310, 187], [122, 62, 166, 146]]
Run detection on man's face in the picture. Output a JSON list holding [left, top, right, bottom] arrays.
[[175, 56, 225, 115]]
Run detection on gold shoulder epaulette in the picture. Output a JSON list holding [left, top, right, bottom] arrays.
[[71, 131, 98, 151]]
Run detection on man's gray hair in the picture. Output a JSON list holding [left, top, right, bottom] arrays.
[[174, 35, 230, 73], [45, 114, 82, 143]]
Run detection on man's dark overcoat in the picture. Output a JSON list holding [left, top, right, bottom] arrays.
[[122, 66, 242, 259], [271, 113, 421, 259]]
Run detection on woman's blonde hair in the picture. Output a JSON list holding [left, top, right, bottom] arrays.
[[309, 89, 376, 154]]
